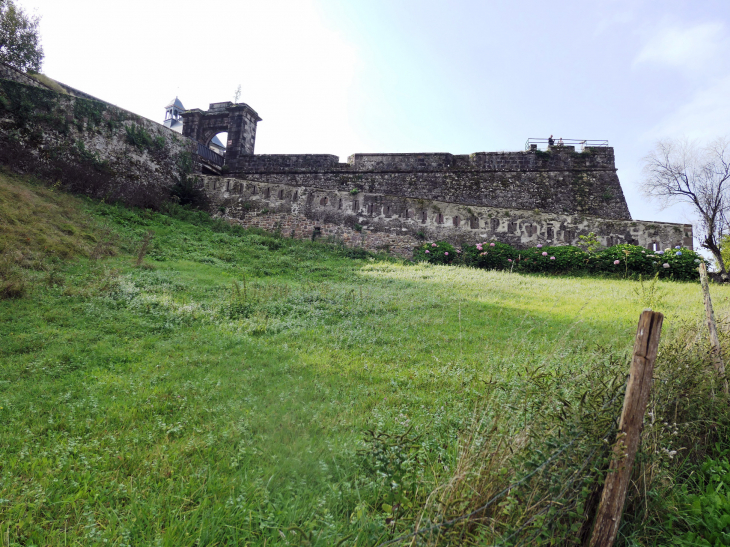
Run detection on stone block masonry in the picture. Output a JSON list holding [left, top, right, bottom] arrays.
[[0, 66, 198, 208], [229, 147, 632, 221], [203, 176, 692, 256]]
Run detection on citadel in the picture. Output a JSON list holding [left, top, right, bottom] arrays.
[[0, 62, 692, 255]]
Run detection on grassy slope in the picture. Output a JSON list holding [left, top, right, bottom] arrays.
[[0, 170, 105, 262], [1, 171, 728, 545]]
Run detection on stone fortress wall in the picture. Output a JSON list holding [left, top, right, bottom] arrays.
[[0, 63, 197, 208], [0, 64, 693, 257], [204, 170, 692, 256], [228, 148, 630, 220], [205, 145, 691, 255]]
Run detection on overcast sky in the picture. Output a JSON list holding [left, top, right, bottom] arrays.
[[21, 0, 730, 231]]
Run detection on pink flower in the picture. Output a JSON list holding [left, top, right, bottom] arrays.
[[550, 256, 555, 260], [425, 250, 430, 253], [536, 244, 543, 248], [542, 252, 548, 256], [444, 252, 449, 256], [457, 250, 461, 253], [476, 245, 483, 251], [490, 243, 495, 247], [431, 243, 437, 247], [508, 259, 512, 262], [613, 260, 620, 265]]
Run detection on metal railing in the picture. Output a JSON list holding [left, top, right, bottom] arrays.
[[525, 138, 609, 151], [196, 142, 225, 166]]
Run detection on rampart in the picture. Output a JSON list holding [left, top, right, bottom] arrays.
[[0, 73, 694, 258], [0, 65, 196, 208], [227, 147, 631, 221], [203, 175, 692, 255]]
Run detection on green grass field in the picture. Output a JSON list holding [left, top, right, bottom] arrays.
[[1, 171, 729, 546]]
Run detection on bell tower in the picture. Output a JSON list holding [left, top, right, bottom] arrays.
[[163, 97, 185, 133]]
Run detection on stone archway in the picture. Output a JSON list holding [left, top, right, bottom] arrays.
[[181, 101, 262, 168]]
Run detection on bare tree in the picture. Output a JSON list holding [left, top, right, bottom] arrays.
[[0, 0, 43, 72], [642, 138, 730, 274]]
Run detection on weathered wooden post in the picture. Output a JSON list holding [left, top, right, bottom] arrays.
[[699, 263, 728, 395], [589, 310, 664, 547]]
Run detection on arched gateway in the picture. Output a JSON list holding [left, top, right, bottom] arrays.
[[180, 101, 262, 167]]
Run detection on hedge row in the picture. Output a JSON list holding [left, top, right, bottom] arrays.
[[413, 241, 707, 281]]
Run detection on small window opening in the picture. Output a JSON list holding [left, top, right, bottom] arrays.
[[453, 215, 460, 227]]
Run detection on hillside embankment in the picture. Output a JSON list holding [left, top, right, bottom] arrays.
[[2, 170, 730, 545]]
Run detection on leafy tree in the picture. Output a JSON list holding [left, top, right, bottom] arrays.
[[0, 0, 43, 72], [642, 138, 730, 274]]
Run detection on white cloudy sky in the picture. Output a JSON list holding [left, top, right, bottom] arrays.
[[20, 0, 730, 230]]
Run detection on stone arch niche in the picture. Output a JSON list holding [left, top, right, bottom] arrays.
[[181, 101, 262, 168]]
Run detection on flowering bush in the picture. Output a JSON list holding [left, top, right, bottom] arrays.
[[460, 241, 518, 270], [413, 241, 707, 281], [587, 244, 706, 280], [516, 245, 588, 273], [586, 244, 655, 277], [413, 240, 456, 264]]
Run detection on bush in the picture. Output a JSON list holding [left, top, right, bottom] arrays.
[[461, 240, 518, 269], [588, 244, 705, 281], [413, 241, 456, 264], [516, 245, 587, 273], [413, 240, 707, 281]]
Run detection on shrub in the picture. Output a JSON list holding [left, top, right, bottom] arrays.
[[461, 240, 518, 270], [588, 244, 706, 281], [413, 240, 707, 281], [413, 240, 456, 265], [516, 245, 587, 273]]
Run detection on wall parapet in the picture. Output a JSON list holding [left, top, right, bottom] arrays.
[[227, 148, 616, 174]]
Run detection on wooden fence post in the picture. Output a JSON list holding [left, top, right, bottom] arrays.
[[699, 263, 728, 395], [588, 310, 664, 547]]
